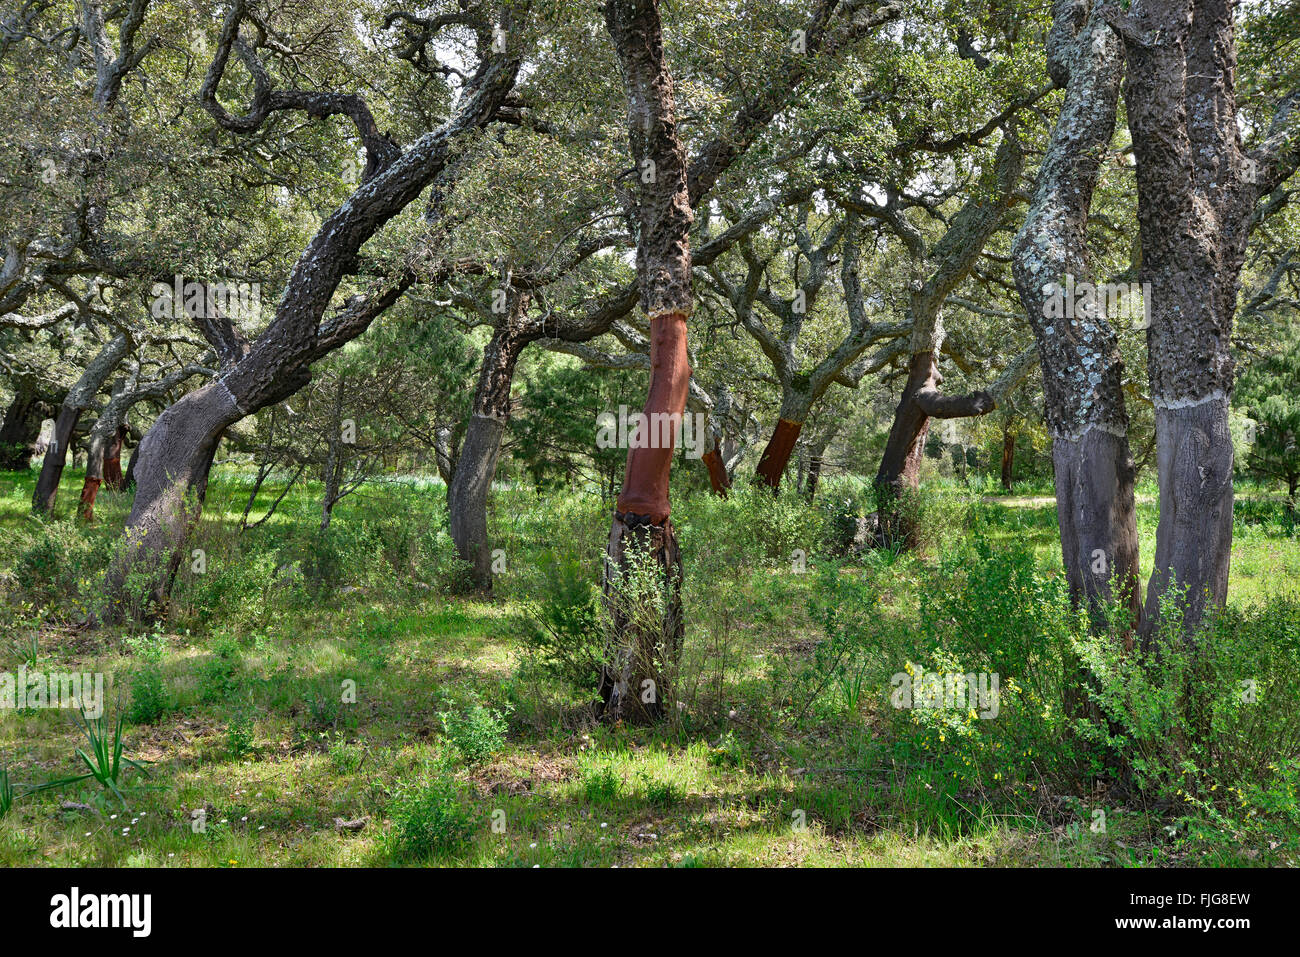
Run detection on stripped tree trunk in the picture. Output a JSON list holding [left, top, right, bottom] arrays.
[[103, 424, 128, 490], [755, 386, 811, 490], [1119, 0, 1251, 641], [875, 133, 1022, 544], [33, 334, 129, 514], [701, 444, 731, 496], [1011, 1, 1141, 639], [600, 0, 693, 723], [1000, 421, 1015, 490], [80, 381, 130, 521]]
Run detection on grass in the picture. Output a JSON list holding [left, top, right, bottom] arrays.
[[0, 462, 1297, 867]]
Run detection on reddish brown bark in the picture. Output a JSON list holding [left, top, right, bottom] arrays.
[[79, 476, 102, 522], [756, 418, 803, 490], [875, 350, 994, 545], [104, 425, 127, 490], [701, 447, 731, 496], [615, 312, 691, 523]]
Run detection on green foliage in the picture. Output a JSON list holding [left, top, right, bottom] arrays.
[[679, 482, 826, 569], [511, 360, 633, 497], [0, 766, 13, 819], [521, 552, 602, 690], [328, 735, 367, 774], [124, 633, 170, 725], [225, 712, 256, 759], [581, 764, 622, 803], [1076, 592, 1300, 855], [14, 522, 109, 610], [387, 774, 476, 861], [1237, 329, 1300, 505], [195, 636, 243, 704], [438, 701, 509, 767], [34, 704, 150, 807], [638, 771, 685, 808]]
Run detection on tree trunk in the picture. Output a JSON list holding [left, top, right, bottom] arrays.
[[601, 0, 693, 724], [123, 434, 141, 490], [448, 323, 527, 590], [1000, 423, 1015, 491], [79, 379, 133, 521], [0, 380, 42, 470], [33, 334, 129, 513], [701, 447, 731, 496], [756, 381, 811, 491], [103, 381, 238, 621], [1010, 3, 1142, 643], [756, 417, 803, 489], [875, 351, 994, 545], [806, 450, 824, 501], [1121, 0, 1246, 642], [598, 512, 684, 721], [104, 425, 127, 490], [102, 14, 524, 618], [33, 405, 83, 514]]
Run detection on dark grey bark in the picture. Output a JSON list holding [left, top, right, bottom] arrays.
[[0, 378, 46, 470], [1011, 0, 1141, 627], [1117, 0, 1263, 639], [104, 4, 525, 618]]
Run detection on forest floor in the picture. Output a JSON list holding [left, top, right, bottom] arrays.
[[0, 467, 1297, 867]]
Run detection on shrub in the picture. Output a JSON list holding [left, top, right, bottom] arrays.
[[387, 775, 475, 861], [196, 636, 243, 703], [124, 633, 171, 725], [1075, 591, 1300, 855], [581, 764, 622, 803], [521, 553, 602, 690], [225, 712, 256, 758], [438, 701, 509, 767]]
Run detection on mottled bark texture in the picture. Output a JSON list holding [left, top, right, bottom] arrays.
[[1119, 0, 1250, 640], [602, 0, 692, 723], [104, 5, 524, 619], [33, 334, 129, 513], [449, 313, 530, 589], [874, 133, 1023, 544], [1011, 0, 1141, 625]]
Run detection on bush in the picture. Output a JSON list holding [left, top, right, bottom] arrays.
[[124, 633, 171, 725], [1075, 590, 1300, 855], [225, 712, 256, 758], [581, 764, 622, 803], [521, 552, 602, 690], [438, 701, 509, 766], [14, 523, 109, 610], [387, 775, 476, 861], [195, 636, 243, 703], [678, 481, 826, 571]]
